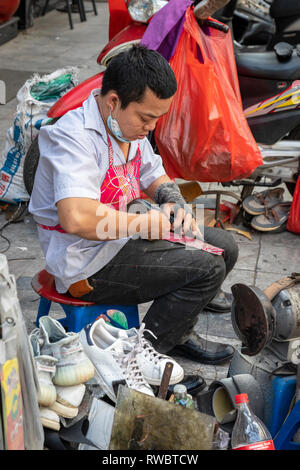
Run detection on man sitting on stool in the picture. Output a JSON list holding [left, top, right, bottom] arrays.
[[29, 45, 238, 365]]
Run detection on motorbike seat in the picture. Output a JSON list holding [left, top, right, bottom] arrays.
[[236, 50, 300, 80], [270, 0, 300, 19]]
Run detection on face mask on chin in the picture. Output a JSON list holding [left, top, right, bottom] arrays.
[[107, 103, 131, 143]]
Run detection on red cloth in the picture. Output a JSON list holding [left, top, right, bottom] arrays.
[[287, 176, 300, 234]]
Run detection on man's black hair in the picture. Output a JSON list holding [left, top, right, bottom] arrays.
[[101, 45, 177, 108]]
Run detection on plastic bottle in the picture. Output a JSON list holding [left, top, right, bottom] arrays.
[[231, 393, 275, 450], [172, 384, 195, 409], [212, 424, 230, 450]]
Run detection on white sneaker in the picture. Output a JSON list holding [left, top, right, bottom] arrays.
[[79, 322, 154, 403], [30, 331, 58, 407], [91, 319, 184, 386], [49, 384, 86, 419], [37, 316, 95, 386], [39, 407, 60, 431]]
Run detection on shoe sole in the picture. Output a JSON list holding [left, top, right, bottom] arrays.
[[144, 368, 184, 386], [172, 349, 234, 365], [242, 205, 265, 216], [205, 305, 231, 313], [40, 416, 60, 431], [53, 361, 95, 387], [50, 401, 78, 419], [250, 221, 287, 233], [37, 385, 57, 407], [242, 204, 281, 216]]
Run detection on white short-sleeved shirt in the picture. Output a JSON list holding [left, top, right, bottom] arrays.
[[29, 89, 166, 293]]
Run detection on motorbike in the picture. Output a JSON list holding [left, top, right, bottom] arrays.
[[214, 0, 300, 50], [23, 0, 300, 200]]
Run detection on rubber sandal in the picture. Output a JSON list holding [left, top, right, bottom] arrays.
[[251, 201, 292, 232], [242, 187, 284, 215]]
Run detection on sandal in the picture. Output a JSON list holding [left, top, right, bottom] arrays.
[[251, 201, 291, 232], [243, 187, 284, 215]]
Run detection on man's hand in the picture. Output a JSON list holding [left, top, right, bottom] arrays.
[[161, 203, 203, 239], [137, 209, 171, 240]]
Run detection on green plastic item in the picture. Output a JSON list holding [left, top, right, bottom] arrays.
[[106, 310, 129, 329], [30, 73, 74, 102]]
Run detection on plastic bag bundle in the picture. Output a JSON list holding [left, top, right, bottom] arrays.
[[154, 8, 263, 182], [0, 67, 79, 204]]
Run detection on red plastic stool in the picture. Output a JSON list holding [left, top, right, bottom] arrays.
[[32, 270, 140, 332]]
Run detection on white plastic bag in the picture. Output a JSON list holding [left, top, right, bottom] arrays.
[[0, 67, 79, 204], [128, 0, 168, 23]]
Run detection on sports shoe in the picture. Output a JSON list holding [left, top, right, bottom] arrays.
[[85, 318, 184, 386], [36, 316, 95, 386], [79, 322, 154, 403], [39, 407, 60, 431], [49, 384, 86, 419], [29, 331, 57, 407]]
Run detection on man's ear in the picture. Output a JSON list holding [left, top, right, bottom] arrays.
[[107, 91, 119, 113]]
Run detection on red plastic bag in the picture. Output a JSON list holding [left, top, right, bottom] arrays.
[[108, 0, 132, 41], [287, 176, 300, 234], [155, 8, 263, 182]]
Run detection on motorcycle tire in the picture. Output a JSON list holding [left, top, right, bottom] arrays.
[[23, 136, 40, 196], [23, 119, 58, 195]]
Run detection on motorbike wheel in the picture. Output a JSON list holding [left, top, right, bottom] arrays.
[[23, 119, 58, 195], [23, 136, 40, 196]]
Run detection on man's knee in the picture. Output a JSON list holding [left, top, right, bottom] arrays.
[[222, 231, 239, 272], [210, 255, 226, 286], [191, 249, 226, 286], [204, 227, 238, 275]]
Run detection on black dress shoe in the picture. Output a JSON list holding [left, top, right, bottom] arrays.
[[168, 374, 207, 397], [170, 337, 235, 365], [206, 290, 233, 313]]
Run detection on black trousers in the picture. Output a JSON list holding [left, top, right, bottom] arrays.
[[82, 227, 239, 353]]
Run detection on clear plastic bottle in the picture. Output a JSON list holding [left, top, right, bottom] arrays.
[[172, 384, 195, 409], [231, 393, 275, 450]]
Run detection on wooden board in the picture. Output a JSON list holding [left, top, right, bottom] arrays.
[[110, 385, 215, 450]]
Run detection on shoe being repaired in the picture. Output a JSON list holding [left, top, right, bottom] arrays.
[[29, 45, 237, 395]]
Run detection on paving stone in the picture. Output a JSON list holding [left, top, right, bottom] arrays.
[[254, 270, 290, 291], [233, 242, 260, 271], [222, 267, 256, 292], [259, 229, 300, 248], [195, 311, 238, 340], [257, 243, 300, 274]]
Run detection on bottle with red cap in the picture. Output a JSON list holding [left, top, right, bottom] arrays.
[[231, 393, 275, 450]]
